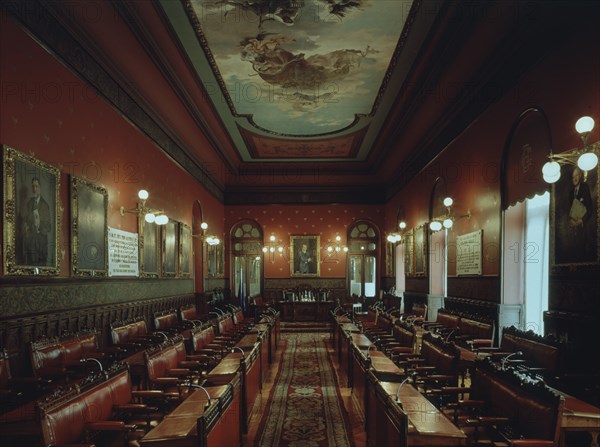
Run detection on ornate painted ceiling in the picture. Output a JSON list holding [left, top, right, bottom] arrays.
[[4, 0, 577, 203], [162, 0, 420, 162]]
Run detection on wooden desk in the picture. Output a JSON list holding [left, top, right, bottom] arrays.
[[558, 391, 600, 446], [366, 371, 466, 446], [276, 301, 335, 321], [140, 381, 241, 447]]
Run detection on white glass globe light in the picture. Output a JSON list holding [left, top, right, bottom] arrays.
[[578, 152, 598, 171], [443, 218, 454, 229], [145, 213, 156, 223], [543, 170, 561, 184], [138, 189, 149, 200], [155, 214, 169, 225], [542, 161, 561, 177], [430, 221, 442, 232], [443, 197, 453, 207], [575, 116, 595, 134]]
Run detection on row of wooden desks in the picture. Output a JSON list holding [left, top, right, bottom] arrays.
[[332, 313, 467, 446], [367, 375, 466, 446], [138, 313, 280, 447]]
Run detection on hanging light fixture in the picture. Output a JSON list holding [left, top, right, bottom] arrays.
[[542, 116, 597, 183], [387, 221, 407, 243]]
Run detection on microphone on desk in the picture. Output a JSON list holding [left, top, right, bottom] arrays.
[[500, 351, 523, 370], [155, 331, 169, 342], [183, 382, 212, 409], [80, 357, 104, 372], [231, 346, 246, 360], [192, 320, 203, 328], [445, 330, 456, 342], [395, 371, 418, 409], [367, 338, 380, 359]]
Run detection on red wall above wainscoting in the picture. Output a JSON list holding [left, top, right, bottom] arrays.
[[0, 15, 224, 282], [225, 204, 385, 279]]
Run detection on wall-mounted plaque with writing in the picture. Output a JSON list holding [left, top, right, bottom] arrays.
[[456, 230, 483, 276]]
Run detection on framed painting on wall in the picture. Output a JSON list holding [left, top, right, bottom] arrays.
[[162, 220, 178, 277], [414, 224, 427, 276], [207, 242, 224, 278], [2, 145, 61, 276], [551, 142, 599, 271], [179, 223, 192, 277], [140, 217, 159, 277], [403, 228, 414, 277], [290, 235, 320, 277], [70, 176, 108, 277]]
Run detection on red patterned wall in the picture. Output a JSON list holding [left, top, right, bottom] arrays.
[[0, 15, 224, 282], [225, 204, 385, 279]]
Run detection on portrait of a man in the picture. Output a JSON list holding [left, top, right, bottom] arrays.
[[554, 164, 598, 266], [23, 176, 51, 265], [4, 146, 60, 275], [291, 235, 320, 276]]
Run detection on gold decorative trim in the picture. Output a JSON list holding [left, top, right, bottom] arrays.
[[70, 176, 108, 277], [414, 224, 427, 277], [2, 145, 61, 276]]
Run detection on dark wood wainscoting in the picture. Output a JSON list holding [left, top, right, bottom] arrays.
[[0, 293, 195, 377]]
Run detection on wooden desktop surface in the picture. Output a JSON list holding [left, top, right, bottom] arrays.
[[378, 381, 466, 445]]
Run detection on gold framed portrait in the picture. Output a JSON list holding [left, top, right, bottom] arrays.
[[290, 235, 320, 277]]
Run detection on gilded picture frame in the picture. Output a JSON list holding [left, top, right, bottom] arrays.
[[551, 141, 599, 271], [207, 242, 224, 278], [162, 220, 178, 277], [403, 228, 414, 277], [414, 224, 427, 276], [139, 215, 159, 278], [70, 176, 108, 277], [179, 223, 192, 277], [2, 145, 61, 276], [290, 235, 320, 277]]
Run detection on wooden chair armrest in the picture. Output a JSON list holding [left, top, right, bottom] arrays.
[[85, 420, 128, 432], [441, 386, 470, 394], [166, 368, 192, 376], [151, 377, 181, 385], [422, 374, 455, 382], [390, 347, 413, 353], [131, 390, 168, 399], [469, 339, 493, 346], [466, 416, 510, 426], [509, 441, 555, 447], [414, 366, 437, 373], [113, 403, 154, 413]]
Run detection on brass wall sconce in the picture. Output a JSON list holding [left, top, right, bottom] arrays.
[[326, 234, 348, 253], [429, 197, 471, 232], [120, 189, 169, 225], [262, 234, 284, 255], [193, 221, 220, 245], [543, 116, 597, 183], [387, 221, 407, 243]]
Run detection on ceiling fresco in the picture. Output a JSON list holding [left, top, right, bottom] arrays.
[[185, 0, 412, 138]]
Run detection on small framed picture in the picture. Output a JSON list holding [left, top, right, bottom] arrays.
[[140, 217, 160, 278], [414, 224, 427, 276], [162, 220, 178, 276], [2, 146, 61, 275], [179, 223, 192, 277], [70, 176, 108, 276]]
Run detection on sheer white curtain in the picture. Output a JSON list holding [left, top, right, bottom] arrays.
[[523, 192, 550, 334]]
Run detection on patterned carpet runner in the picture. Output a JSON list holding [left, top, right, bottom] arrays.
[[256, 333, 353, 447]]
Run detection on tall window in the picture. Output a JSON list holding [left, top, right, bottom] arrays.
[[523, 192, 550, 333], [502, 192, 550, 334], [347, 221, 379, 298], [231, 220, 263, 310]]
